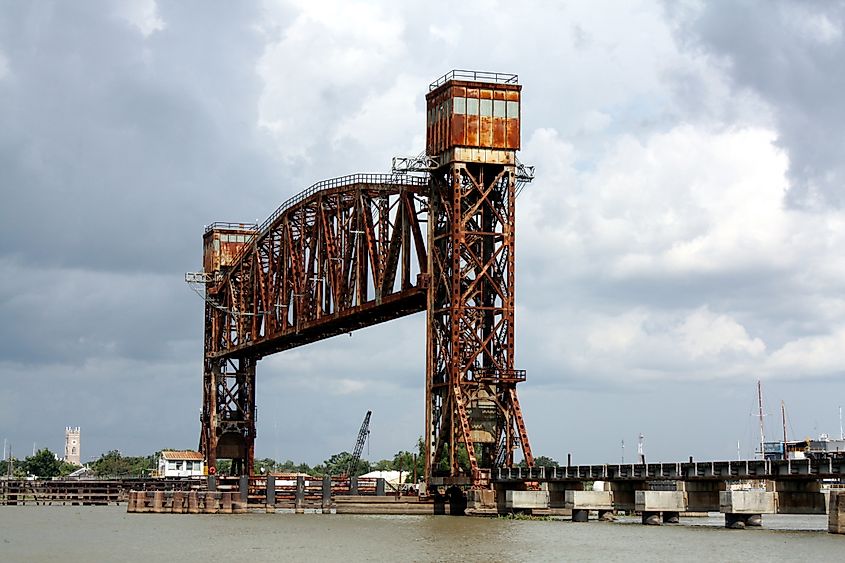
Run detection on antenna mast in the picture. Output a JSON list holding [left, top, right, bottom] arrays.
[[757, 380, 765, 460], [781, 400, 788, 460]]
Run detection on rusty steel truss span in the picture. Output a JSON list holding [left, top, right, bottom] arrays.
[[194, 71, 535, 487], [199, 174, 429, 475]]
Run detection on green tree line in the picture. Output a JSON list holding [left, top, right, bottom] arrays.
[[5, 442, 555, 480], [3, 448, 79, 479]]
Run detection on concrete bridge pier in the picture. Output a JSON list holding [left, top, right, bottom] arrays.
[[466, 488, 497, 515], [828, 490, 845, 534], [635, 491, 686, 525], [564, 490, 613, 522], [720, 490, 776, 529], [503, 489, 549, 515]]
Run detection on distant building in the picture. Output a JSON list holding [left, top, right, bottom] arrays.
[[157, 451, 205, 478], [67, 465, 95, 479], [64, 427, 81, 466]]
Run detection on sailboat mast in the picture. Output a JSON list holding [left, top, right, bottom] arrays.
[[757, 380, 765, 460], [781, 400, 788, 460]]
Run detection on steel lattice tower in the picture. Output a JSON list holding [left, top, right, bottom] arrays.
[[424, 71, 533, 488]]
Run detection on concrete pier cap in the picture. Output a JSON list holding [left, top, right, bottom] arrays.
[[505, 490, 549, 510], [635, 490, 686, 525], [564, 490, 614, 522], [720, 490, 776, 529]]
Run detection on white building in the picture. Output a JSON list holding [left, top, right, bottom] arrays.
[[64, 427, 81, 466], [157, 451, 205, 478]]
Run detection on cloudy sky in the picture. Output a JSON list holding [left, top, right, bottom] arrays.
[[2, 0, 844, 467]]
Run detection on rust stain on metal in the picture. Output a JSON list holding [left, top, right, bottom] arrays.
[[425, 71, 521, 156]]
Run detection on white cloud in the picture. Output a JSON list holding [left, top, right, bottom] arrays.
[[331, 74, 425, 156], [767, 327, 845, 377], [113, 0, 165, 37], [678, 307, 766, 359], [518, 121, 845, 384], [256, 0, 405, 160], [788, 7, 843, 45], [4, 0, 845, 463], [428, 23, 461, 45], [522, 124, 796, 281]]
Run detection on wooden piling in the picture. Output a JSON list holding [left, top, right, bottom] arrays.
[[322, 474, 332, 513], [172, 491, 184, 514], [204, 491, 219, 514], [187, 490, 199, 514], [295, 476, 305, 514], [220, 491, 233, 514], [152, 491, 164, 513], [265, 475, 276, 513]]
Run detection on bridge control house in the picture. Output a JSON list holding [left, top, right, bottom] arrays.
[[157, 451, 205, 478]]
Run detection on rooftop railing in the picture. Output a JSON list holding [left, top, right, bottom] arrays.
[[204, 222, 258, 234], [429, 70, 518, 91]]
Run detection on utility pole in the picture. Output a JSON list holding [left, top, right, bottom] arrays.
[[637, 433, 645, 465], [621, 439, 625, 464]]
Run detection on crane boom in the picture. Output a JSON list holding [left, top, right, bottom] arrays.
[[347, 411, 371, 477]]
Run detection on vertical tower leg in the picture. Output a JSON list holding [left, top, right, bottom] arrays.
[[200, 356, 256, 476], [426, 162, 533, 489]]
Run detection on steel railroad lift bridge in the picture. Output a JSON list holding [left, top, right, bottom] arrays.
[[188, 70, 535, 489]]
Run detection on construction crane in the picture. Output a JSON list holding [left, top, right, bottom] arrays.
[[346, 411, 371, 477]]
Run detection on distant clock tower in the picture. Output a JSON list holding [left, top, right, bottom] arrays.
[[64, 426, 81, 466]]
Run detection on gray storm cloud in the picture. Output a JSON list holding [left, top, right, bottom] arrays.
[[1, 1, 844, 467], [666, 0, 845, 209]]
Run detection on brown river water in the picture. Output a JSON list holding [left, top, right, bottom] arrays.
[[1, 506, 842, 562]]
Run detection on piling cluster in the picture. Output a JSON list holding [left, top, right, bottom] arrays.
[[126, 490, 247, 514]]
